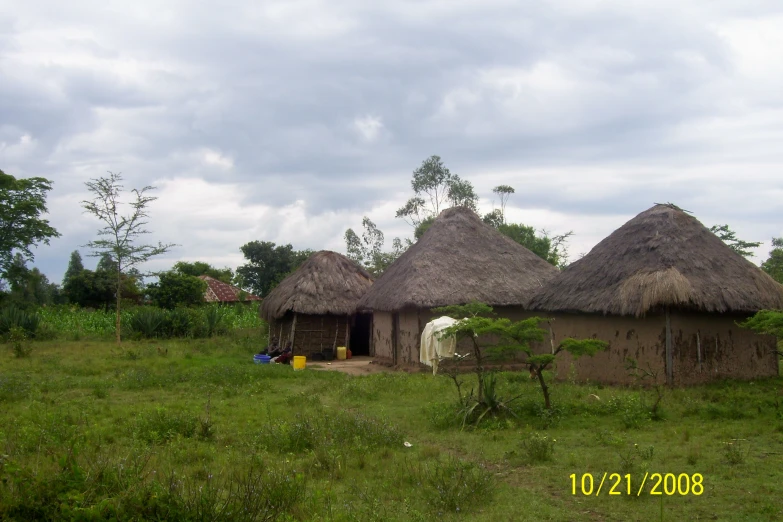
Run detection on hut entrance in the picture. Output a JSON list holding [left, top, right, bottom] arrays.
[[350, 313, 372, 356]]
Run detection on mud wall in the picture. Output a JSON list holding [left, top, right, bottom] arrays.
[[669, 311, 778, 384], [372, 311, 394, 363], [544, 311, 779, 385]]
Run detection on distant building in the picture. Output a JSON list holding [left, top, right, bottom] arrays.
[[197, 275, 262, 304]]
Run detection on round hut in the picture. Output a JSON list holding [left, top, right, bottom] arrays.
[[260, 251, 374, 358], [357, 206, 560, 366], [529, 203, 783, 385]]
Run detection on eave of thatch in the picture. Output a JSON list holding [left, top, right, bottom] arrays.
[[357, 206, 560, 312], [528, 204, 783, 317], [260, 250, 374, 320]]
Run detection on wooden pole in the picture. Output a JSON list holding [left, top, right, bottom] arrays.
[[290, 313, 297, 353], [665, 307, 673, 386], [696, 331, 702, 373], [344, 317, 350, 351]]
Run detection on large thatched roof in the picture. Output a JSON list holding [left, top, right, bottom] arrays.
[[260, 251, 374, 320], [357, 206, 559, 312], [529, 204, 783, 316]]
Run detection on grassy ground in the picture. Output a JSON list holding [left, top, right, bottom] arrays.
[[1, 333, 782, 521]]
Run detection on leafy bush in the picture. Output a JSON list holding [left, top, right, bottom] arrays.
[[0, 306, 40, 336], [8, 327, 32, 358], [129, 307, 168, 338], [521, 431, 556, 463], [204, 306, 227, 337]]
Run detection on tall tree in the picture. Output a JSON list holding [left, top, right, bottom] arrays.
[[81, 171, 176, 344], [236, 241, 312, 296], [63, 251, 84, 286], [710, 224, 762, 258], [173, 261, 234, 283], [761, 237, 783, 284], [0, 169, 61, 277], [395, 155, 479, 227], [492, 185, 515, 224]]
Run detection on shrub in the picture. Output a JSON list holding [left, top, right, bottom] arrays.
[[8, 327, 32, 358], [0, 306, 40, 336], [129, 307, 168, 339], [521, 431, 556, 463], [399, 456, 494, 515]]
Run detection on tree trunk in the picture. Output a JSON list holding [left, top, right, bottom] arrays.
[[472, 336, 484, 403], [115, 266, 122, 345], [536, 367, 551, 410]]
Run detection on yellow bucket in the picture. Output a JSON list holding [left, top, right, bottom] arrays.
[[293, 356, 306, 371], [336, 346, 347, 360]]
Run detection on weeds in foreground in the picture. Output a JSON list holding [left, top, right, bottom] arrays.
[[0, 448, 305, 521], [8, 327, 32, 358], [723, 438, 749, 465], [521, 431, 557, 463]]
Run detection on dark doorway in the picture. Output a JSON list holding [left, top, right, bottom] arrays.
[[349, 313, 372, 356]]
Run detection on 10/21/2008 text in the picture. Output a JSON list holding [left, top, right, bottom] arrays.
[[570, 473, 704, 496]]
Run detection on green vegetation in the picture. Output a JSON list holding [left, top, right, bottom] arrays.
[[0, 169, 60, 277], [81, 171, 177, 343], [2, 337, 780, 520], [27, 303, 263, 341]]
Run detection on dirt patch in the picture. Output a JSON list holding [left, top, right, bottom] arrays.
[[306, 356, 395, 376]]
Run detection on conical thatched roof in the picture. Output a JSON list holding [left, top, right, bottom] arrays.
[[260, 251, 374, 320], [529, 204, 783, 316], [357, 206, 559, 312]]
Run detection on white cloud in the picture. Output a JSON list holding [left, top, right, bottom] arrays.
[[354, 115, 384, 142], [202, 149, 234, 170]]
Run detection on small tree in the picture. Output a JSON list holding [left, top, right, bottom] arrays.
[[435, 303, 608, 414], [81, 172, 176, 344]]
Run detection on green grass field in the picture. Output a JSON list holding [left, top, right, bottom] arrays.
[[1, 333, 782, 521]]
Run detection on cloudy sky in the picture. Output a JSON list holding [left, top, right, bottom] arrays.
[[2, 0, 782, 285]]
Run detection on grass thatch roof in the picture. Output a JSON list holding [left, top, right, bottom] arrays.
[[357, 206, 559, 312], [529, 204, 783, 316], [260, 250, 374, 320]]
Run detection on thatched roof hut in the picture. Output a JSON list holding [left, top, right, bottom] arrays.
[[528, 204, 783, 385], [529, 203, 783, 316], [358, 206, 559, 366], [261, 251, 373, 320], [260, 251, 374, 358], [358, 206, 559, 312]]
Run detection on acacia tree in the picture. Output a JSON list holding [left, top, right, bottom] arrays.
[[82, 172, 176, 344], [434, 302, 607, 416], [710, 224, 762, 258], [0, 169, 60, 277]]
